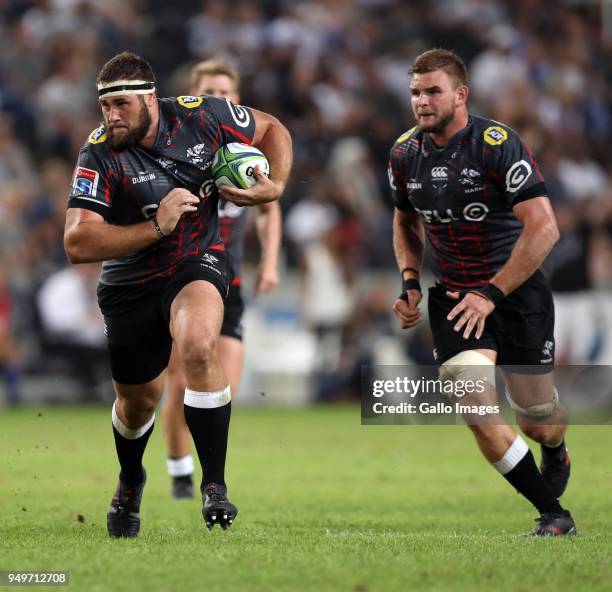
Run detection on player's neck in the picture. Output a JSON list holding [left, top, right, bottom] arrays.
[[139, 104, 160, 149], [428, 110, 469, 148]]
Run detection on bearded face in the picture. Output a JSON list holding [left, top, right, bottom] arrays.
[[416, 106, 456, 134], [103, 95, 152, 152], [410, 70, 465, 136]]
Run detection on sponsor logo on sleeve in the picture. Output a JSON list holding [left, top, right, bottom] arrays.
[[395, 127, 416, 144], [88, 125, 107, 144], [483, 125, 508, 146], [73, 167, 100, 197], [178, 95, 203, 108], [225, 98, 251, 128], [505, 160, 532, 193]]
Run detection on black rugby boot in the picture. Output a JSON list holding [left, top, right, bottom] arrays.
[[531, 510, 577, 537], [202, 482, 238, 530], [107, 469, 147, 538]]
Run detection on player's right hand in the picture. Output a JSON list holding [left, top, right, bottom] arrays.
[[156, 188, 200, 235], [219, 165, 282, 206], [393, 289, 422, 329]]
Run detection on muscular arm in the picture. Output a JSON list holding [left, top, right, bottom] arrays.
[[64, 208, 160, 264], [393, 208, 425, 277], [490, 196, 560, 295], [219, 109, 293, 206], [64, 188, 200, 264], [254, 200, 282, 294]]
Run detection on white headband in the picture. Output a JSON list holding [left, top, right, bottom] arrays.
[[97, 79, 155, 99]]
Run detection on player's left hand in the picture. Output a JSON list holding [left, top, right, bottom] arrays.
[[254, 265, 279, 295], [446, 291, 495, 340], [219, 166, 283, 206]]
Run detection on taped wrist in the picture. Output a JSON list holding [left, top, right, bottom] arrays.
[[469, 283, 504, 306], [400, 277, 421, 301]]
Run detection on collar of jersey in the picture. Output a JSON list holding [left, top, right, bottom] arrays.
[[423, 116, 473, 153]]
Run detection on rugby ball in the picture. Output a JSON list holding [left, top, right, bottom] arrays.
[[212, 143, 270, 190]]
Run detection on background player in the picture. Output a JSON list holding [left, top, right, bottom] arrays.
[[64, 52, 292, 536], [389, 49, 575, 536], [163, 59, 282, 499]]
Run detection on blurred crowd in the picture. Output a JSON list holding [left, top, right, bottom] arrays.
[[1, 0, 612, 403]]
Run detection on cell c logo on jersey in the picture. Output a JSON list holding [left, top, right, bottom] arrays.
[[225, 98, 250, 128], [506, 160, 532, 193], [463, 202, 489, 222]]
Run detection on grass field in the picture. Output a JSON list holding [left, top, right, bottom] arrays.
[[1, 405, 611, 592]]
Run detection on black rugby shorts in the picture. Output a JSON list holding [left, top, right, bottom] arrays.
[[97, 249, 231, 384], [428, 270, 555, 374], [220, 282, 245, 341]]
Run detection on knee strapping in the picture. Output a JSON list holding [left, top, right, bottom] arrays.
[[505, 387, 559, 418], [439, 350, 496, 393]]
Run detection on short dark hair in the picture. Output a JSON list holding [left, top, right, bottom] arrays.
[[96, 51, 155, 85], [411, 48, 468, 87]]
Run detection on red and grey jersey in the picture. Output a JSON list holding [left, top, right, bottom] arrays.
[[388, 115, 547, 289], [217, 199, 248, 283], [68, 95, 256, 286]]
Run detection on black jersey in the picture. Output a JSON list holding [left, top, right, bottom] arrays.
[[68, 95, 256, 286], [389, 115, 547, 289], [217, 199, 248, 281]]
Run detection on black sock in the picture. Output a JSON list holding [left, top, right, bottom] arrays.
[[541, 439, 566, 461], [184, 401, 231, 488], [112, 423, 154, 487], [504, 449, 564, 514]]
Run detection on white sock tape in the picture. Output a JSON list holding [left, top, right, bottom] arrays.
[[112, 401, 155, 440], [492, 435, 529, 475], [167, 454, 195, 477], [184, 386, 231, 409]]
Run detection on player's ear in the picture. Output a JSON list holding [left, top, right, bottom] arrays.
[[455, 84, 469, 107]]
